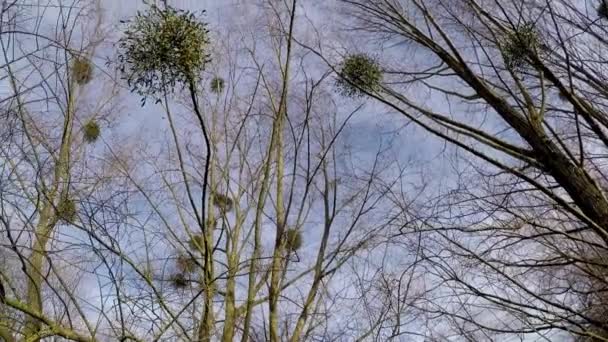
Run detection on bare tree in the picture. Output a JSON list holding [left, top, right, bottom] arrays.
[[306, 0, 608, 340], [106, 1, 403, 340]]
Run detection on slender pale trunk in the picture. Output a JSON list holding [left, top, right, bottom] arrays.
[[290, 162, 332, 341], [240, 125, 278, 342], [221, 247, 236, 341], [197, 197, 216, 341], [24, 89, 75, 340], [23, 207, 53, 340], [198, 148, 216, 342], [268, 3, 297, 340], [184, 76, 215, 342], [197, 214, 215, 342], [268, 105, 286, 342], [221, 207, 242, 341]]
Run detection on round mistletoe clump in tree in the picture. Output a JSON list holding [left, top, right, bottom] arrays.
[[213, 193, 233, 212], [285, 228, 303, 252], [336, 53, 383, 98], [57, 198, 77, 222], [117, 5, 211, 103], [83, 119, 100, 143], [210, 76, 225, 93], [72, 57, 93, 85], [501, 23, 539, 71], [170, 273, 188, 288], [176, 252, 197, 273]]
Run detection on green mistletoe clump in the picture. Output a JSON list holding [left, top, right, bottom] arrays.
[[210, 77, 225, 93], [83, 120, 100, 143], [501, 23, 539, 71], [285, 228, 302, 252], [336, 53, 383, 98], [72, 58, 93, 85], [57, 198, 77, 222], [118, 5, 211, 103]]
